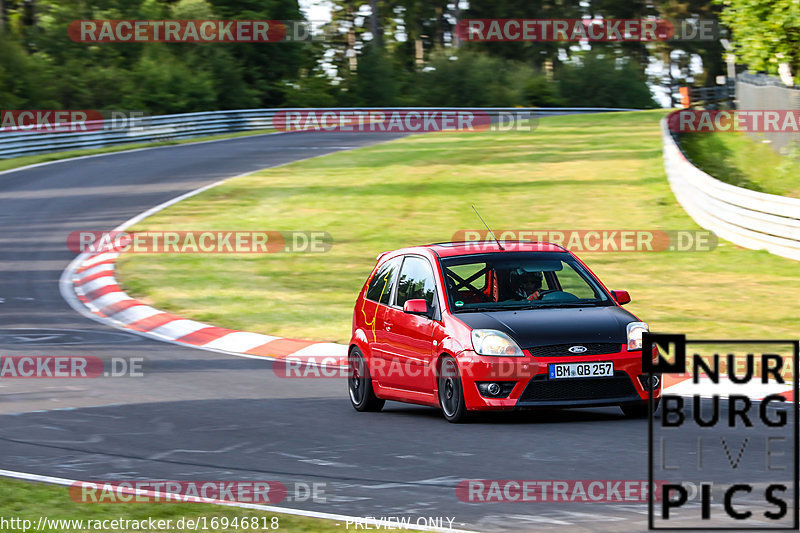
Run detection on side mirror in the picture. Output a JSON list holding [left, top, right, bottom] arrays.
[[611, 290, 631, 305], [403, 299, 431, 317]]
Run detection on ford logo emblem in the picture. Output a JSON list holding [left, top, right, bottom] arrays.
[[568, 345, 587, 353]]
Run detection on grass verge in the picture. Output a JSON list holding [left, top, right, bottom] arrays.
[[116, 109, 800, 342], [679, 130, 800, 198], [0, 477, 366, 532], [0, 129, 275, 173]]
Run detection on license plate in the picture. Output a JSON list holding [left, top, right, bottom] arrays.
[[549, 361, 613, 379]]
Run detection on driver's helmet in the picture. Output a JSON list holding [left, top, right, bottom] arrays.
[[511, 268, 543, 290]]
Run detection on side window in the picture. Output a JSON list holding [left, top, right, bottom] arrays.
[[396, 256, 437, 307], [554, 265, 598, 299], [366, 258, 399, 305]]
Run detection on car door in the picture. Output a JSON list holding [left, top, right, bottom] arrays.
[[382, 255, 438, 392]]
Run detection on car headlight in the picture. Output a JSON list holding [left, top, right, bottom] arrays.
[[627, 322, 649, 351], [471, 329, 524, 357]]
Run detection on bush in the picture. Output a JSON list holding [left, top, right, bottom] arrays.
[[556, 52, 658, 109]]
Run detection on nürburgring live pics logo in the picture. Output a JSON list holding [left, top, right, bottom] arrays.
[[644, 333, 798, 530]]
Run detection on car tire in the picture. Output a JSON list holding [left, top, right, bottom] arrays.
[[621, 399, 660, 418], [438, 356, 468, 423], [348, 348, 384, 412]]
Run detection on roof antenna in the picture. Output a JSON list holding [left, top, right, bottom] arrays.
[[471, 205, 504, 250]]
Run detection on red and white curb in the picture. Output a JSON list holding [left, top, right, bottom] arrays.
[[59, 173, 348, 371], [70, 247, 346, 368]]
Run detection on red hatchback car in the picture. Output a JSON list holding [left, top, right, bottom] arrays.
[[348, 241, 661, 422]]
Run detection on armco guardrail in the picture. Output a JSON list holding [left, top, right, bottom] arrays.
[[0, 109, 275, 159], [0, 107, 636, 159], [662, 117, 800, 261]]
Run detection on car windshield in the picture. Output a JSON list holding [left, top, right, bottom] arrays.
[[439, 251, 611, 312]]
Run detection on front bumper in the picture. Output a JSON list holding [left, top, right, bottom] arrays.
[[457, 347, 661, 411]]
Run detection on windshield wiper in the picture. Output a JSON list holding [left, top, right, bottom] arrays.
[[456, 301, 605, 312], [523, 301, 602, 308], [458, 303, 541, 312], [454, 306, 498, 313]]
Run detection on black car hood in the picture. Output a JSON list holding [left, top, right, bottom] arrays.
[[454, 305, 636, 347]]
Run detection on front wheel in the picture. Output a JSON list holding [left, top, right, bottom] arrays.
[[349, 348, 384, 412], [438, 356, 468, 423]]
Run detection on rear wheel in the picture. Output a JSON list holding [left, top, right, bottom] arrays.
[[438, 356, 468, 423], [621, 399, 660, 418], [349, 348, 384, 412]]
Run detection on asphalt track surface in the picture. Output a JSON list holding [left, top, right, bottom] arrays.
[[0, 129, 795, 532]]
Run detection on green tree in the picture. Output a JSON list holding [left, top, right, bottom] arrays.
[[208, 0, 313, 106], [647, 0, 726, 108], [717, 0, 800, 83], [521, 74, 566, 107], [463, 0, 583, 70], [411, 49, 542, 107], [556, 51, 658, 108], [348, 43, 402, 105], [0, 0, 325, 113], [0, 35, 59, 107], [166, 0, 257, 110], [127, 47, 217, 113]]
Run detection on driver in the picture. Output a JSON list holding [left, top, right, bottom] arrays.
[[513, 270, 543, 300]]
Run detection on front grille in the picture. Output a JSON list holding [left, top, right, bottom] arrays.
[[527, 342, 621, 357], [519, 371, 637, 402]]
